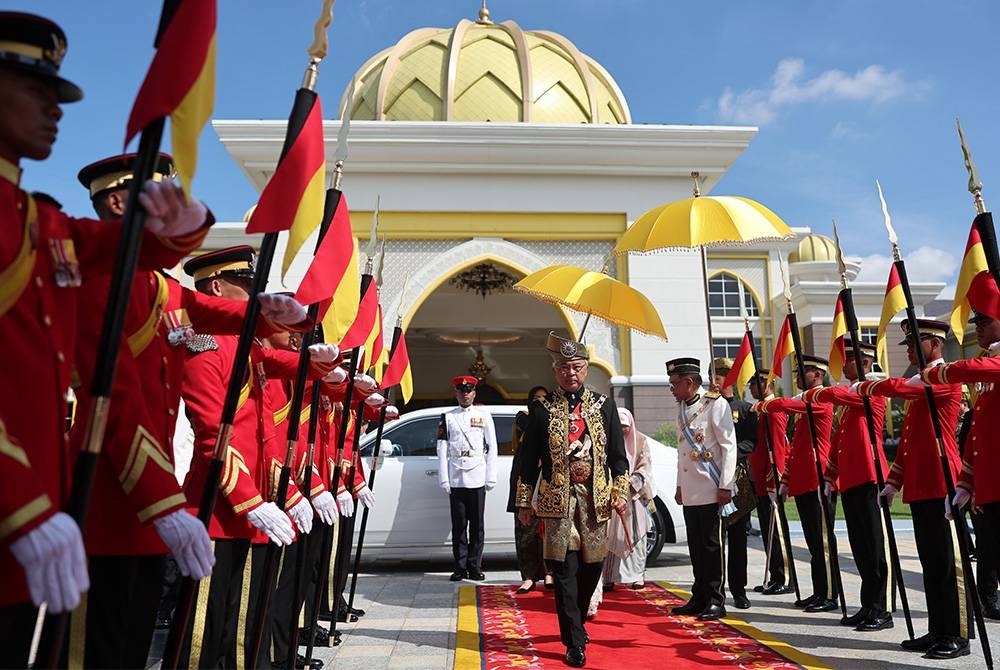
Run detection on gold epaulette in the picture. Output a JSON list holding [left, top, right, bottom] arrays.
[[704, 390, 722, 400]]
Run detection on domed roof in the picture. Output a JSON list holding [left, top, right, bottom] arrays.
[[340, 8, 631, 125], [789, 233, 838, 263]]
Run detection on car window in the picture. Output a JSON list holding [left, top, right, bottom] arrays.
[[378, 417, 440, 457], [493, 414, 516, 456]]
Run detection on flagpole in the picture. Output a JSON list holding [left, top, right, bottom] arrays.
[[162, 3, 335, 663], [779, 261, 848, 616], [877, 182, 992, 669]]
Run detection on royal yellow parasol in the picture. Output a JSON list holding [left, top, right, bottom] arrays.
[[514, 264, 667, 340]]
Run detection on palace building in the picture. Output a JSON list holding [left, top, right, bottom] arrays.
[[208, 7, 944, 433]]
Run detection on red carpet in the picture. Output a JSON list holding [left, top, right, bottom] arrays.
[[455, 582, 829, 670]]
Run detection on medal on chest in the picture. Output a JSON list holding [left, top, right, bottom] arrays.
[[164, 308, 195, 346], [48, 238, 81, 288]]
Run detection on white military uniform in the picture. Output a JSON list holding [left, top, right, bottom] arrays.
[[676, 392, 738, 505], [437, 405, 499, 490]]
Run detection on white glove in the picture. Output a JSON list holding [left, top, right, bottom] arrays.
[[792, 392, 804, 401], [944, 495, 954, 520], [153, 509, 215, 579], [904, 373, 923, 387], [822, 481, 833, 498], [777, 483, 789, 500], [258, 293, 307, 326], [139, 180, 207, 237], [385, 405, 400, 420], [308, 343, 340, 364], [441, 482, 451, 495], [323, 367, 348, 384], [336, 490, 355, 518], [311, 491, 338, 525], [357, 485, 376, 509], [767, 490, 778, 505], [953, 487, 971, 511], [878, 483, 898, 507], [354, 373, 377, 392], [9, 512, 89, 613], [849, 381, 861, 394], [287, 497, 314, 535], [365, 393, 385, 407], [246, 502, 295, 546]]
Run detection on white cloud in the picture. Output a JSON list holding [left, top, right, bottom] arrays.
[[716, 57, 918, 126], [830, 121, 867, 142], [854, 245, 959, 285]]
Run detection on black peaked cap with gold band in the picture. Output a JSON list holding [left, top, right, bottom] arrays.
[[842, 336, 877, 359], [0, 12, 82, 103], [897, 318, 949, 346], [666, 357, 701, 376], [78, 153, 175, 199], [546, 331, 588, 362], [712, 357, 734, 375], [794, 354, 829, 373], [183, 245, 256, 284]]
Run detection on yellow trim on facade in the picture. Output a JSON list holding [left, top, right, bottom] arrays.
[[352, 210, 626, 240]]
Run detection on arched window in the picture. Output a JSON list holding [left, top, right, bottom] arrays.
[[707, 272, 760, 317]]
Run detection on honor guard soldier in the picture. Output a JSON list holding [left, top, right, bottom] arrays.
[[712, 357, 757, 610], [748, 370, 794, 596], [859, 319, 968, 659], [803, 339, 892, 631], [668, 358, 737, 622], [0, 13, 212, 667], [922, 310, 1000, 621], [515, 333, 628, 668], [758, 355, 837, 613], [438, 375, 498, 581]]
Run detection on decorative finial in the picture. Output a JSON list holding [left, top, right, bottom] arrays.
[[875, 179, 900, 261], [691, 171, 702, 198], [831, 219, 847, 289], [956, 118, 987, 214], [477, 0, 493, 24], [779, 257, 792, 309], [303, 0, 336, 90], [365, 194, 380, 265]]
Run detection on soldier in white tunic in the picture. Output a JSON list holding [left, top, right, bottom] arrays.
[[437, 375, 498, 581], [667, 357, 738, 621]]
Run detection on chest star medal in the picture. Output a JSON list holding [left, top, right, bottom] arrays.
[[694, 429, 705, 444]]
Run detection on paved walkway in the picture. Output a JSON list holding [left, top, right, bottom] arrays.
[[313, 526, 998, 670]]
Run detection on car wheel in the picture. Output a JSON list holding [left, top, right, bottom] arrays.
[[645, 497, 668, 563]]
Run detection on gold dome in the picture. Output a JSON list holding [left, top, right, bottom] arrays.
[[789, 233, 838, 263], [340, 13, 631, 124]]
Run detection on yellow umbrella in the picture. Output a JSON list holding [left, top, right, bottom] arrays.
[[614, 173, 793, 378], [514, 264, 667, 340]]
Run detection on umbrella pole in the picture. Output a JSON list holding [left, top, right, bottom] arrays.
[[700, 247, 716, 380], [579, 311, 592, 340]]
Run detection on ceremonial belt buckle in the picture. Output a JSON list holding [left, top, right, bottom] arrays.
[[460, 450, 471, 458], [569, 460, 592, 484]]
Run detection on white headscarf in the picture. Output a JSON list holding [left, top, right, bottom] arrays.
[[618, 407, 638, 469]]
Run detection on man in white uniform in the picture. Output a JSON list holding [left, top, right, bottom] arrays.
[[668, 357, 737, 621], [437, 375, 498, 581]]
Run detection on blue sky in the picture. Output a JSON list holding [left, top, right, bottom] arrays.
[[15, 1, 1000, 295]]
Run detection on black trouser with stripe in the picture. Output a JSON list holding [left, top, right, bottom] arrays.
[[972, 503, 999, 605], [911, 498, 966, 638], [234, 542, 273, 669], [548, 550, 603, 648], [841, 482, 889, 612], [726, 513, 748, 598], [756, 494, 787, 586], [794, 491, 832, 600], [178, 538, 250, 669], [449, 487, 486, 573], [683, 502, 725, 608]]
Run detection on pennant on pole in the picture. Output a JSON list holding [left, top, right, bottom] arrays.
[[381, 328, 413, 403], [951, 217, 991, 343], [125, 0, 216, 196], [766, 316, 794, 387], [722, 332, 755, 393], [364, 303, 387, 381], [877, 265, 907, 375], [339, 280, 378, 351], [828, 293, 848, 382]]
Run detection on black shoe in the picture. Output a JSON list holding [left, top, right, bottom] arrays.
[[602, 582, 615, 592], [900, 632, 939, 652], [297, 625, 334, 647], [565, 645, 586, 667], [856, 610, 893, 632], [924, 637, 970, 660], [583, 632, 590, 644], [671, 600, 704, 616], [544, 577, 556, 591], [450, 570, 467, 581], [697, 605, 727, 621], [983, 601, 1000, 620], [794, 594, 818, 608], [753, 584, 765, 593], [336, 606, 363, 623], [804, 598, 837, 613], [273, 654, 325, 670], [468, 571, 486, 581], [517, 581, 535, 594], [732, 594, 751, 610], [762, 583, 795, 596], [840, 607, 870, 626]]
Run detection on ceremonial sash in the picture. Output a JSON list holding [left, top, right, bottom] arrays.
[[127, 271, 171, 356], [0, 195, 37, 318], [680, 399, 736, 517]]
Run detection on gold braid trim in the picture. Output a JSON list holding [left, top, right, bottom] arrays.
[[514, 476, 533, 508]]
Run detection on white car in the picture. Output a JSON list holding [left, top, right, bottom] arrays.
[[355, 404, 686, 561]]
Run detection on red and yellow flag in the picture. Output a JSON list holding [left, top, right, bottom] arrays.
[[951, 219, 990, 344], [827, 293, 848, 381], [766, 316, 794, 387], [339, 280, 378, 352], [877, 264, 907, 375], [294, 195, 360, 345], [722, 332, 755, 394], [125, 0, 216, 196], [364, 303, 387, 382], [381, 327, 413, 403]]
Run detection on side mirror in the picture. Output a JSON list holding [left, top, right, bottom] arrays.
[[376, 439, 397, 468]]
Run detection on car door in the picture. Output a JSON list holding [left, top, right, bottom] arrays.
[[484, 412, 516, 549]]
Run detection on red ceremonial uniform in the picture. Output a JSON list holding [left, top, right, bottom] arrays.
[[923, 356, 1000, 505], [760, 396, 832, 497], [0, 158, 208, 606], [808, 385, 888, 492], [749, 396, 789, 496], [858, 371, 962, 503]]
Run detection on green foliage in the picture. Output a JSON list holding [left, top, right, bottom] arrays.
[[650, 422, 679, 448]]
